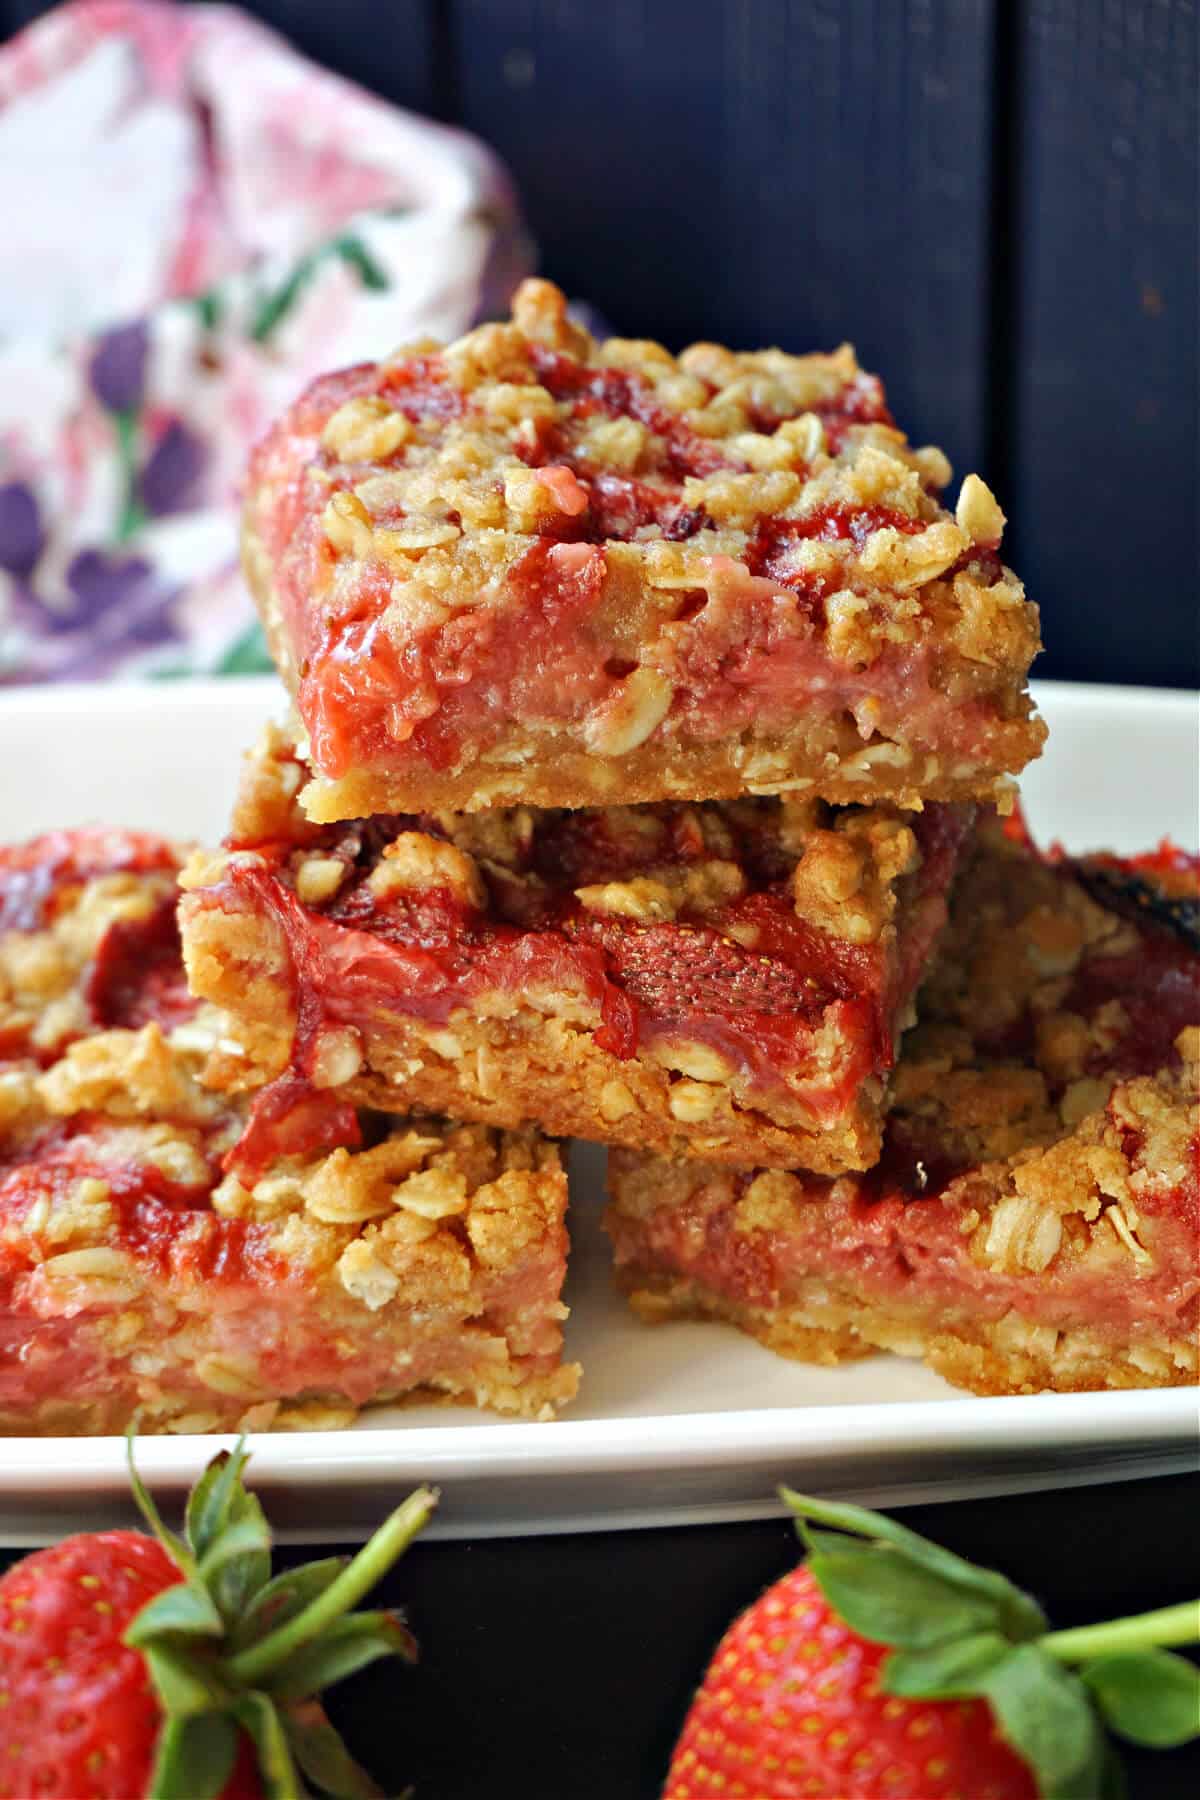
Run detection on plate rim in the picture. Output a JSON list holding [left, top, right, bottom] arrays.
[[1, 1386, 1195, 1495]]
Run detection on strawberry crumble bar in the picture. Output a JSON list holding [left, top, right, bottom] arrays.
[[0, 830, 577, 1433], [244, 278, 1045, 821], [606, 821, 1200, 1395], [178, 724, 974, 1174]]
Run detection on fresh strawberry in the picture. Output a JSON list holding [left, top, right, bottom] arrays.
[[0, 1530, 260, 1800], [666, 1562, 1036, 1800], [666, 1493, 1200, 1799], [0, 1438, 436, 1800]]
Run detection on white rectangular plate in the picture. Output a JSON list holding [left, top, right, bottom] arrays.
[[0, 677, 1196, 1540]]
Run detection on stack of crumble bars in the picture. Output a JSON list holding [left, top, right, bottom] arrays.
[[2, 284, 1195, 1434]]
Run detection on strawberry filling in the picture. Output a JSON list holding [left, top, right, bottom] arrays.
[[527, 348, 735, 481], [0, 829, 179, 934], [378, 354, 466, 426], [0, 831, 190, 1064], [1060, 942, 1200, 1082], [208, 803, 969, 1177], [294, 552, 1018, 784], [611, 1133, 1200, 1349], [84, 896, 196, 1033], [0, 1124, 280, 1295], [982, 853, 1200, 1083], [743, 503, 927, 621]]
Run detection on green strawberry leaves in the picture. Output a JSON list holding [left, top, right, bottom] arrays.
[[800, 1538, 1011, 1650], [231, 1557, 351, 1654], [186, 1443, 251, 1558], [127, 1578, 225, 1646], [187, 1444, 274, 1626], [148, 1714, 241, 1800], [783, 1490, 1047, 1641], [1082, 1650, 1200, 1748], [121, 1431, 437, 1800], [125, 1433, 196, 1576], [285, 1701, 390, 1800], [783, 1490, 1200, 1799], [139, 1643, 235, 1718], [264, 1611, 418, 1703], [200, 1506, 274, 1625], [234, 1691, 307, 1800], [977, 1645, 1105, 1799], [883, 1630, 1013, 1696]]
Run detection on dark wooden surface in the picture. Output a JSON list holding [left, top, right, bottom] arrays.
[[1000, 0, 1200, 686], [453, 0, 998, 515], [3, 0, 1197, 685]]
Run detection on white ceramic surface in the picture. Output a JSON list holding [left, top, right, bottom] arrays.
[[0, 677, 1196, 1539]]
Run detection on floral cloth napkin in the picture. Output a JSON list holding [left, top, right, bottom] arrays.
[[0, 0, 529, 682]]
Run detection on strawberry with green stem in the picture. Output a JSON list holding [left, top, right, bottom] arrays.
[[0, 1434, 436, 1799], [666, 1490, 1200, 1799]]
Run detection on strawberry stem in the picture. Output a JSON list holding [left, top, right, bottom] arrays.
[[1040, 1600, 1200, 1663], [226, 1486, 437, 1686]]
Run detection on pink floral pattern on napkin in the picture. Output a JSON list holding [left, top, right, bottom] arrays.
[[0, 0, 530, 682]]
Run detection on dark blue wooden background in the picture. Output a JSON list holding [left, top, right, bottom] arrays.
[[5, 0, 1198, 686]]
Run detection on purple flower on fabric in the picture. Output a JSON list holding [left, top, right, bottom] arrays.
[[0, 545, 184, 683], [61, 549, 180, 647], [89, 321, 149, 414], [138, 420, 207, 516], [0, 483, 44, 579], [63, 550, 169, 637]]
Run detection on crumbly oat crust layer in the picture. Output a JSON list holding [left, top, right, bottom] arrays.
[[0, 834, 577, 1434], [605, 823, 1200, 1396], [245, 278, 1045, 819], [179, 724, 972, 1173]]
